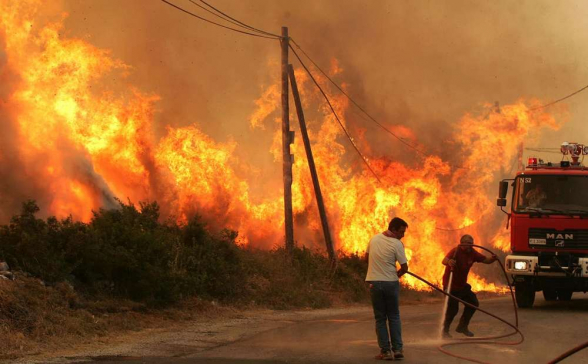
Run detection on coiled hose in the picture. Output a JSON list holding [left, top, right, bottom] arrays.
[[405, 243, 587, 363]]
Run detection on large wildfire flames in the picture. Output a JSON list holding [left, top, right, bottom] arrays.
[[0, 1, 566, 291]]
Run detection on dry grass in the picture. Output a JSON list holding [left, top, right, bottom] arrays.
[[0, 275, 232, 360], [0, 271, 504, 361]]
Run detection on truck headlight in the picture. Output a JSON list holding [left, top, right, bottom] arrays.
[[513, 261, 528, 270]]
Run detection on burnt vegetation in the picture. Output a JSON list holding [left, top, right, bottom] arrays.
[[0, 200, 370, 358]]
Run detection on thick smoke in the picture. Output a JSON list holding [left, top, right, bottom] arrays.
[[0, 27, 44, 221], [1, 0, 588, 261], [53, 0, 588, 163]]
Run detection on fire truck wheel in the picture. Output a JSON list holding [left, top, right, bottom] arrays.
[[515, 282, 535, 308], [557, 290, 573, 301], [542, 289, 558, 301]]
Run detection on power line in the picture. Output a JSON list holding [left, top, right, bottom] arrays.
[[160, 2, 497, 232], [346, 102, 420, 146], [187, 0, 250, 30], [289, 46, 481, 230], [157, 4, 484, 232], [290, 38, 427, 157], [525, 147, 561, 154], [289, 44, 382, 183], [197, 0, 281, 38], [161, 1, 378, 182], [160, 1, 428, 159], [160, 0, 279, 39], [528, 83, 588, 111]]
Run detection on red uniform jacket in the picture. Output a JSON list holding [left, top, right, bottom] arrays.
[[442, 247, 486, 291]]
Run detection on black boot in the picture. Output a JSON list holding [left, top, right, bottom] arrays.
[[442, 323, 452, 339], [455, 325, 474, 337]]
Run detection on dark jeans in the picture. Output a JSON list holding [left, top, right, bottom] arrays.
[[369, 281, 402, 352], [443, 284, 479, 330]]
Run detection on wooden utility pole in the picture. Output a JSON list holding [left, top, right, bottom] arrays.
[[281, 27, 294, 253], [518, 142, 524, 171], [288, 64, 336, 263]]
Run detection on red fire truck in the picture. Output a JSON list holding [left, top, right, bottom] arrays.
[[497, 142, 588, 308]]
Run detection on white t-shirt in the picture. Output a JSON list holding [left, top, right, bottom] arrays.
[[365, 233, 408, 282]]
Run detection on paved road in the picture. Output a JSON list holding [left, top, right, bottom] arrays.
[[70, 294, 588, 364]]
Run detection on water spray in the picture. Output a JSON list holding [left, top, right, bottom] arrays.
[[438, 246, 458, 338], [405, 243, 587, 363]]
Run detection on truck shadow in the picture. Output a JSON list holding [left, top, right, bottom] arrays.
[[531, 295, 588, 312]]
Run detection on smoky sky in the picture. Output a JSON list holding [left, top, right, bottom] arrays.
[[2, 0, 588, 223], [57, 0, 588, 160]]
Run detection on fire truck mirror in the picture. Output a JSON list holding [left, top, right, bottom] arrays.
[[498, 181, 509, 199], [497, 198, 507, 207]]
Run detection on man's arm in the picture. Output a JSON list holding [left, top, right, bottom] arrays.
[[395, 241, 409, 278], [482, 255, 498, 264], [442, 248, 457, 268], [473, 249, 497, 264], [397, 262, 408, 278], [442, 256, 456, 267]]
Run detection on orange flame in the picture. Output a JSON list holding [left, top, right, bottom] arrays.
[[0, 1, 565, 291]]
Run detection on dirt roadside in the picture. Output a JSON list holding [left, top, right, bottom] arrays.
[[9, 305, 368, 364], [7, 294, 443, 364]]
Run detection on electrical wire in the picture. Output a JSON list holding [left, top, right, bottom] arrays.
[[346, 104, 422, 147], [160, 0, 279, 39], [157, 2, 472, 182], [160, 1, 587, 243], [162, 1, 383, 184], [198, 0, 281, 38], [289, 44, 382, 183], [525, 148, 563, 155], [290, 38, 428, 157], [528, 83, 588, 111], [187, 0, 251, 30], [290, 41, 481, 225], [290, 38, 481, 176], [154, 8, 588, 358]]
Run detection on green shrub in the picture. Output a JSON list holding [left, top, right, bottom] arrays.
[[0, 200, 87, 282], [0, 200, 370, 309], [167, 218, 244, 301], [0, 200, 244, 305], [75, 200, 177, 302]]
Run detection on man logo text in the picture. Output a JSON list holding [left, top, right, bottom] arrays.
[[546, 233, 574, 240]]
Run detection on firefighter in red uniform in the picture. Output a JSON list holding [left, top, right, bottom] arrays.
[[442, 234, 497, 338]]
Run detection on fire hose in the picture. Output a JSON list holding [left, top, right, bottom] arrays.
[[403, 243, 588, 363]]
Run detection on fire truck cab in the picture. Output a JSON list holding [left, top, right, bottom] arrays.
[[497, 142, 588, 308]]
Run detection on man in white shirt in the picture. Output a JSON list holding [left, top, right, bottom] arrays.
[[365, 217, 409, 361]]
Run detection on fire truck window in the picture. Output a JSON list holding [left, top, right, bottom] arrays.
[[515, 176, 588, 212], [550, 185, 563, 204], [574, 177, 588, 208], [525, 184, 547, 207], [514, 178, 525, 209]]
